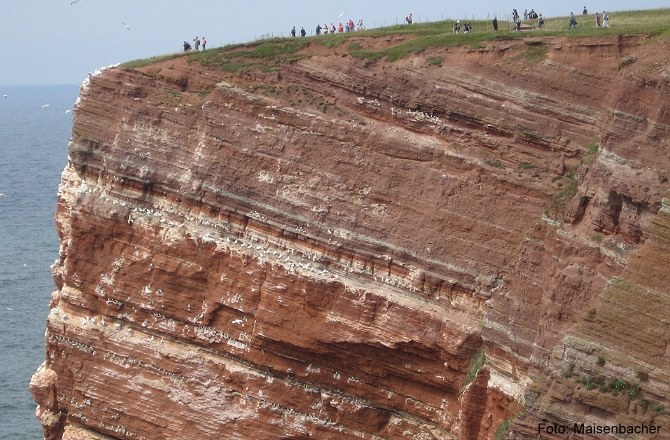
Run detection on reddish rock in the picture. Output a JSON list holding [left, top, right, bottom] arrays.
[[32, 31, 670, 439]]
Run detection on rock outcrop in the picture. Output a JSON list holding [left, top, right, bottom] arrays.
[[33, 30, 670, 439]]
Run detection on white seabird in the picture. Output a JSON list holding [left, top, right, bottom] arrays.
[[122, 22, 131, 30], [41, 104, 50, 108]]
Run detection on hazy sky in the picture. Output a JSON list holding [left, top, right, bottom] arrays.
[[1, 0, 667, 86]]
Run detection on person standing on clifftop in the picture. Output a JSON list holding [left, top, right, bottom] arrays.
[[492, 17, 498, 30], [595, 12, 601, 27], [603, 11, 609, 27], [569, 12, 577, 29], [406, 13, 413, 24], [201, 36, 206, 50], [291, 26, 296, 37], [583, 6, 588, 15], [193, 36, 200, 51]]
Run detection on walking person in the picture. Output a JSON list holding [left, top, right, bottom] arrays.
[[603, 11, 609, 27], [568, 12, 577, 30], [595, 12, 601, 27]]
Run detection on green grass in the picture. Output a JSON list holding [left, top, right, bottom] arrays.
[[121, 9, 670, 73], [464, 346, 486, 387], [327, 8, 670, 63], [495, 417, 513, 440], [121, 53, 185, 69]]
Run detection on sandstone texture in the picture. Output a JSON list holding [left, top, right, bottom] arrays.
[[32, 31, 670, 439]]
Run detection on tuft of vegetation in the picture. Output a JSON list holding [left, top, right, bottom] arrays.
[[582, 375, 607, 390], [546, 172, 578, 219], [596, 356, 606, 367], [428, 56, 444, 66], [518, 162, 537, 170], [495, 417, 513, 440], [485, 159, 504, 168], [562, 362, 576, 379], [608, 378, 627, 391], [651, 402, 666, 415], [464, 346, 486, 387], [637, 371, 649, 382], [627, 383, 642, 399]]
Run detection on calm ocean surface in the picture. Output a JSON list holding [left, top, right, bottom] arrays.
[[0, 84, 79, 439]]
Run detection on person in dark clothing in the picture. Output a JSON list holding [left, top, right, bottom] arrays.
[[492, 17, 498, 30], [300, 27, 306, 37], [316, 24, 322, 35], [183, 41, 191, 51], [569, 12, 577, 29], [291, 26, 296, 37], [583, 6, 588, 15]]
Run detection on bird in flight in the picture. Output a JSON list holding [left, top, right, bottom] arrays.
[[70, 0, 81, 5], [122, 22, 131, 30]]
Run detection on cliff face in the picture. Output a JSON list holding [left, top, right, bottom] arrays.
[[31, 32, 670, 439]]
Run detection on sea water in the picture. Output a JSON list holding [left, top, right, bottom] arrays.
[[0, 84, 79, 440]]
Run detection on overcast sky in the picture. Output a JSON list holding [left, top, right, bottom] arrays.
[[1, 0, 667, 86]]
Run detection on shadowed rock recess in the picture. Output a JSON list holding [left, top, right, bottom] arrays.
[[31, 32, 670, 439]]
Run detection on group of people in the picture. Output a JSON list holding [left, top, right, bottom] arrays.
[[292, 19, 366, 37], [569, 7, 609, 29], [511, 8, 544, 30], [190, 7, 614, 51], [453, 20, 473, 33], [182, 35, 207, 52]]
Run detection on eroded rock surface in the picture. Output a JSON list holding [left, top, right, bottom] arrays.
[[33, 33, 670, 439]]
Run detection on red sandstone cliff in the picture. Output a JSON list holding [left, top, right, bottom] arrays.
[[31, 30, 670, 439]]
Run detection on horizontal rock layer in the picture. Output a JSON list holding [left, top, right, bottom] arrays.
[[33, 33, 670, 439]]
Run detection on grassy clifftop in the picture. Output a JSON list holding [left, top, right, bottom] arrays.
[[122, 8, 670, 72]]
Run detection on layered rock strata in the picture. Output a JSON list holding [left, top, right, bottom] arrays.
[[32, 33, 670, 439]]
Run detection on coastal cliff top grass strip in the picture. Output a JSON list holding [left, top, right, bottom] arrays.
[[121, 8, 669, 71]]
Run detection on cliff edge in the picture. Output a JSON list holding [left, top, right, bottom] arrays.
[[32, 23, 670, 439]]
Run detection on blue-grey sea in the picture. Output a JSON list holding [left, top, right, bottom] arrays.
[[0, 84, 79, 440]]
